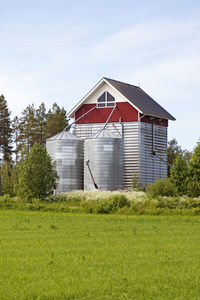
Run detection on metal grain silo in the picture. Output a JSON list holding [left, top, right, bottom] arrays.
[[46, 131, 83, 194], [84, 129, 123, 191]]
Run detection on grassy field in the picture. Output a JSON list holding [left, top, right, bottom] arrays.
[[0, 211, 200, 299]]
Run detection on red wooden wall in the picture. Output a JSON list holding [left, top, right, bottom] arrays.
[[75, 103, 168, 127], [75, 102, 139, 124]]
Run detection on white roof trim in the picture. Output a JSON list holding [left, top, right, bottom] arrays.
[[67, 77, 143, 118]]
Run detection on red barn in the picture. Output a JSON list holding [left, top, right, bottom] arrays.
[[68, 77, 175, 189]]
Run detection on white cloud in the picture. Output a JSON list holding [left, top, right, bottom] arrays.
[[0, 17, 200, 150], [91, 20, 200, 63]]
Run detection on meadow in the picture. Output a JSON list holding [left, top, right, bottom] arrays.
[[1, 210, 200, 299]]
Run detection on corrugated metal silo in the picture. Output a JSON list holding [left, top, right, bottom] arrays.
[[84, 129, 123, 190], [46, 131, 83, 193]]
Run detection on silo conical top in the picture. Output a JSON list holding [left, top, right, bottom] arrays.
[[88, 128, 121, 139], [46, 130, 82, 141]]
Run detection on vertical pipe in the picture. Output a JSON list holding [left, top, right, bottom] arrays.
[[152, 123, 155, 155]]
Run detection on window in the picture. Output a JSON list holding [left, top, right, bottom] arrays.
[[97, 91, 115, 108]]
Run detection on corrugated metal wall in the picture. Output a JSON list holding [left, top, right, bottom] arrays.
[[122, 122, 139, 189], [74, 123, 123, 139], [74, 122, 139, 189], [74, 121, 167, 189], [139, 122, 168, 185]]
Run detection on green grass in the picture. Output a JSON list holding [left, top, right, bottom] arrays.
[[1, 191, 200, 216], [0, 211, 200, 299]]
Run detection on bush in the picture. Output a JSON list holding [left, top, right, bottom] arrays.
[[132, 173, 146, 191], [16, 144, 58, 200], [187, 142, 200, 197], [110, 194, 130, 209], [82, 194, 130, 214], [147, 178, 177, 198], [170, 153, 189, 195]]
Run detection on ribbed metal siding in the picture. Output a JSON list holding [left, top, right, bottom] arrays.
[[122, 122, 140, 189], [74, 123, 122, 138], [139, 122, 167, 185], [84, 134, 124, 191], [46, 138, 83, 193], [74, 122, 139, 190]]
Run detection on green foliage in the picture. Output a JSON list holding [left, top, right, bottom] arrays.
[[82, 194, 130, 214], [132, 173, 140, 190], [12, 102, 68, 162], [167, 138, 182, 176], [46, 103, 67, 138], [0, 162, 14, 196], [132, 172, 146, 191], [187, 142, 200, 197], [16, 144, 58, 199], [18, 104, 37, 151], [0, 95, 12, 162], [147, 178, 177, 198], [1, 190, 200, 215], [170, 153, 189, 195]]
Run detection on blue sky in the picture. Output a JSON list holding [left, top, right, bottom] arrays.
[[0, 0, 200, 151]]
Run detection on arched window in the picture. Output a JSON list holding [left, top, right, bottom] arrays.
[[97, 92, 115, 107]]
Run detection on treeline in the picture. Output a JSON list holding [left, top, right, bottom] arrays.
[[0, 94, 67, 195], [0, 93, 200, 199], [148, 139, 200, 198]]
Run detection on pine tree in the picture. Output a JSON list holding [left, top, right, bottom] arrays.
[[0, 95, 12, 196], [46, 103, 67, 138], [18, 104, 37, 151], [12, 116, 21, 164], [0, 95, 12, 162], [35, 103, 47, 145]]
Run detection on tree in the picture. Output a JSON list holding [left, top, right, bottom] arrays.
[[0, 95, 12, 196], [12, 116, 21, 164], [35, 103, 47, 145], [187, 142, 200, 197], [0, 95, 12, 162], [170, 153, 189, 195], [46, 103, 67, 138], [0, 162, 14, 196], [13, 102, 67, 159], [167, 139, 182, 176], [17, 144, 58, 199], [18, 104, 37, 152]]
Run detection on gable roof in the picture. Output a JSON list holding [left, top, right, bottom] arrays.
[[104, 78, 175, 120], [68, 77, 176, 120]]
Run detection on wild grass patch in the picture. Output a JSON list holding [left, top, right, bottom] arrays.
[[0, 190, 200, 215]]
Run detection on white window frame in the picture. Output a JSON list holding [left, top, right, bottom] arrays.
[[97, 91, 115, 108]]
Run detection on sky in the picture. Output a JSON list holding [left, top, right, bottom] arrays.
[[0, 0, 200, 151]]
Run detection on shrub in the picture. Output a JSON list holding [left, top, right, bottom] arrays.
[[170, 153, 189, 195], [16, 144, 58, 200], [187, 142, 200, 197], [82, 194, 130, 214], [109, 194, 130, 209], [132, 173, 146, 191], [147, 178, 177, 198]]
